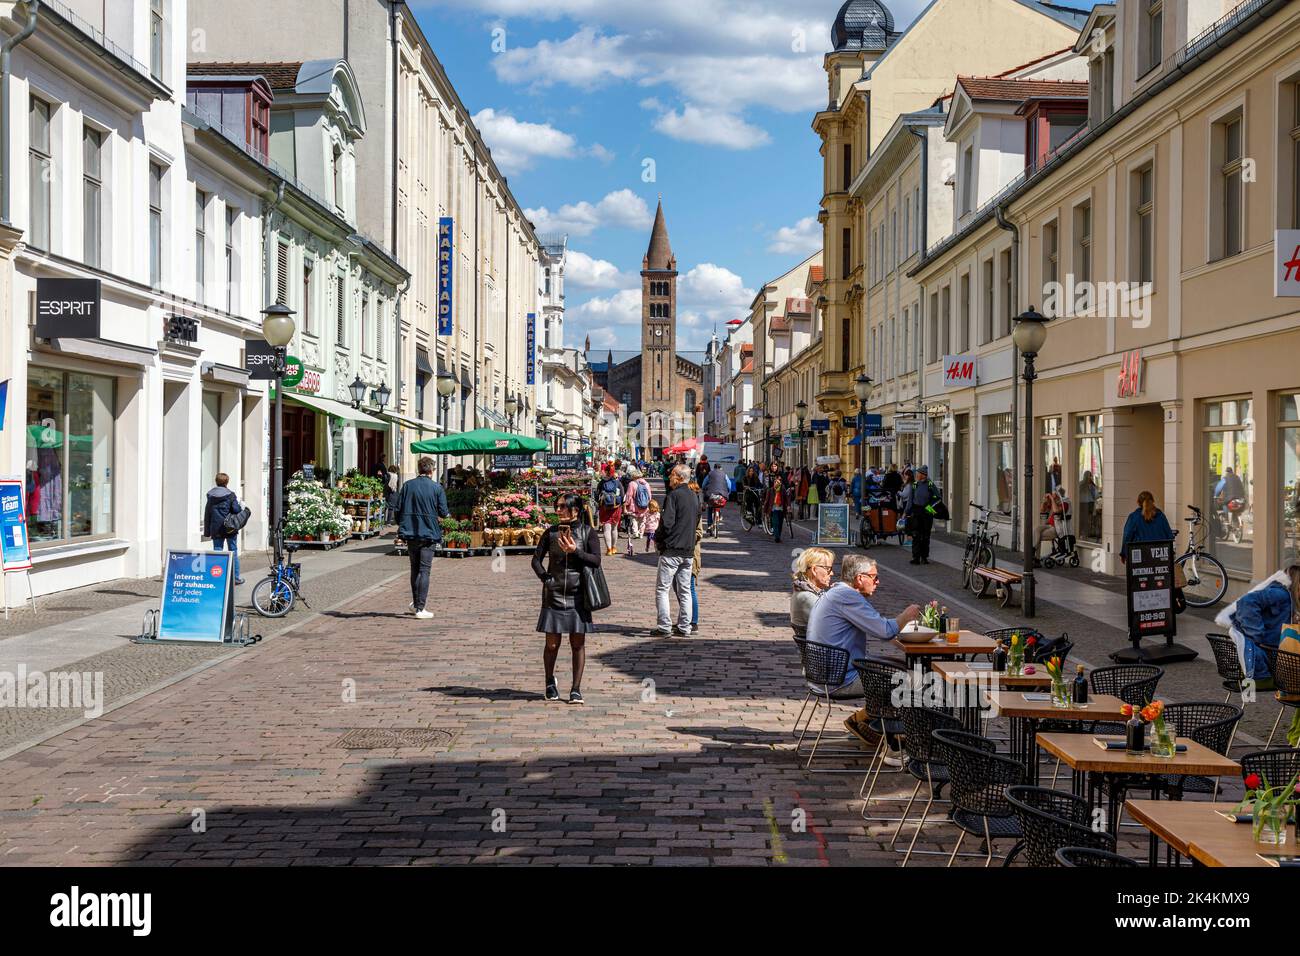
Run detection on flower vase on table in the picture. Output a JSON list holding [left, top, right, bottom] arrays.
[[1044, 656, 1070, 709], [1237, 771, 1299, 846], [1006, 633, 1025, 677]]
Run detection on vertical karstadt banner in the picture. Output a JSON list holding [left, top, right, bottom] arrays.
[[437, 217, 454, 336], [526, 312, 536, 385]]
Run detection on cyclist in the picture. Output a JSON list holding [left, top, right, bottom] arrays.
[[702, 463, 730, 532]]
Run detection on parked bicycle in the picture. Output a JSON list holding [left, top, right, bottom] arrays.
[[251, 521, 310, 618], [960, 502, 1006, 592], [1175, 506, 1229, 608]]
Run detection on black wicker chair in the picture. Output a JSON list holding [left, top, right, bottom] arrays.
[[1206, 633, 1249, 703], [1157, 702, 1243, 799], [854, 659, 909, 815], [932, 728, 1027, 867], [1006, 785, 1116, 867], [1055, 847, 1140, 867], [1239, 748, 1300, 790], [1258, 646, 1300, 749], [792, 639, 862, 771], [1088, 664, 1165, 735], [892, 707, 963, 864], [983, 628, 1070, 665]]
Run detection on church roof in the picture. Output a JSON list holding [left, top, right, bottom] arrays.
[[644, 200, 675, 272], [831, 0, 894, 53]]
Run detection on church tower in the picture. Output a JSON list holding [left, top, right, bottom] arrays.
[[641, 199, 678, 446]]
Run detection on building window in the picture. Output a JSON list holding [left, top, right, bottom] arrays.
[[225, 206, 237, 314], [1213, 111, 1244, 261], [150, 0, 165, 81], [961, 145, 974, 216], [1132, 163, 1155, 284], [1203, 398, 1254, 574], [25, 367, 116, 546], [332, 143, 345, 213], [940, 285, 951, 356], [149, 162, 165, 288], [841, 227, 852, 281], [891, 210, 898, 270], [842, 143, 852, 192], [275, 239, 290, 304], [302, 259, 313, 334], [1281, 394, 1300, 566], [902, 306, 910, 373], [361, 291, 371, 356], [377, 302, 386, 362], [928, 291, 939, 364], [903, 195, 911, 257], [986, 413, 1013, 512], [29, 98, 52, 250], [981, 258, 994, 345], [1076, 414, 1104, 543], [1042, 219, 1059, 315], [1073, 200, 1092, 297], [1041, 417, 1064, 494], [336, 274, 347, 346], [201, 391, 221, 492], [958, 273, 970, 352], [1291, 82, 1300, 228], [1000, 249, 1012, 339], [1140, 0, 1163, 77], [914, 186, 922, 250], [82, 127, 103, 269], [195, 190, 208, 302]]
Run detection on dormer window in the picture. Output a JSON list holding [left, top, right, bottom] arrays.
[[1140, 0, 1164, 78], [332, 142, 345, 213], [960, 145, 974, 216]]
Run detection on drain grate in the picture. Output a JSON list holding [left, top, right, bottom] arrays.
[[333, 727, 458, 751]]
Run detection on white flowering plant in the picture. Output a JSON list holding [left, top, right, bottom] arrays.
[[284, 472, 351, 539]]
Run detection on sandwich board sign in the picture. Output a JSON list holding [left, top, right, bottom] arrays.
[[1114, 539, 1195, 664], [157, 550, 234, 643]]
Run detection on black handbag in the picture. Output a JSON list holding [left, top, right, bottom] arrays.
[[222, 506, 251, 535], [581, 565, 612, 612]]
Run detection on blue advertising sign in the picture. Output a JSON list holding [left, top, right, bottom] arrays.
[[158, 550, 234, 643], [810, 419, 830, 433], [437, 218, 454, 336], [0, 480, 31, 571], [526, 313, 536, 385]]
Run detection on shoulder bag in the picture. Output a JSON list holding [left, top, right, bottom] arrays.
[[576, 526, 612, 611]]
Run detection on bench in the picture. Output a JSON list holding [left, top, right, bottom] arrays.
[[972, 566, 1023, 608]]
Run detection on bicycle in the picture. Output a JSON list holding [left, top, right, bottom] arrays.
[[740, 487, 763, 534], [704, 494, 727, 539], [1174, 506, 1229, 608], [251, 522, 311, 618], [960, 503, 1005, 592]]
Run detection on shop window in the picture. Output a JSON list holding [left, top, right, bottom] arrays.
[[1282, 394, 1300, 566], [986, 413, 1013, 513], [25, 368, 115, 547], [1075, 414, 1104, 542], [1203, 398, 1254, 574], [1042, 417, 1064, 494], [201, 392, 220, 488]]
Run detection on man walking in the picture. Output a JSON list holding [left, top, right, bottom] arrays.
[[395, 456, 450, 619], [654, 463, 700, 636], [906, 464, 940, 565], [203, 472, 247, 585]]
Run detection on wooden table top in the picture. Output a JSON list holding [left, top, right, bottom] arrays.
[[1125, 800, 1292, 868], [1038, 733, 1242, 777], [984, 691, 1127, 721], [893, 631, 997, 656], [932, 660, 1053, 687]]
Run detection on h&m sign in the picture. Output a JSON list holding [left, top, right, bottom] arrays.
[[437, 218, 454, 336], [942, 356, 977, 390], [1116, 349, 1143, 399], [36, 278, 101, 339]]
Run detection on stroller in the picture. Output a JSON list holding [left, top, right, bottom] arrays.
[[1041, 494, 1080, 569]]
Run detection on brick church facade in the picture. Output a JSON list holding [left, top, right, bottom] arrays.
[[606, 200, 702, 456]]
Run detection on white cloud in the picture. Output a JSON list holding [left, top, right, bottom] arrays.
[[768, 216, 822, 256], [524, 189, 652, 237], [567, 288, 643, 327], [650, 104, 770, 150], [472, 108, 614, 175], [566, 250, 638, 291]]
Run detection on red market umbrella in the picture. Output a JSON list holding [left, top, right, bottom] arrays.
[[663, 436, 721, 455]]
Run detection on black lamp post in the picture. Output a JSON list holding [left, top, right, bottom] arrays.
[[763, 412, 773, 465], [261, 302, 297, 544], [1013, 306, 1050, 619], [854, 373, 872, 513], [505, 393, 519, 432], [743, 420, 752, 461], [795, 400, 808, 470], [348, 375, 367, 409]]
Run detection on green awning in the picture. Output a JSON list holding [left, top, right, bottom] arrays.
[[284, 392, 387, 428], [410, 428, 548, 456]]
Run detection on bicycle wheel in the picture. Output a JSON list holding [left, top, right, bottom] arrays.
[[252, 575, 295, 618], [1177, 551, 1228, 608], [966, 545, 994, 592], [741, 507, 755, 532]]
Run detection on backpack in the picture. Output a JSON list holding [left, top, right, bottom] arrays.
[[633, 480, 651, 510], [600, 479, 623, 508], [831, 478, 846, 497]]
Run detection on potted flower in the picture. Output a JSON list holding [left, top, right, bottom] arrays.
[[1121, 700, 1176, 758], [1006, 633, 1025, 676], [1236, 772, 1300, 845], [1043, 656, 1070, 709]]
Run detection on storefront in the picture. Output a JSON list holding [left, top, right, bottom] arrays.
[[281, 392, 389, 485]]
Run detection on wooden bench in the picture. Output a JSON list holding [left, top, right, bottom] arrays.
[[972, 566, 1023, 608]]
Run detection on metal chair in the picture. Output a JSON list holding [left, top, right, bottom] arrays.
[[854, 659, 909, 816], [1239, 748, 1300, 790], [1256, 646, 1300, 748], [1055, 846, 1140, 867], [892, 706, 962, 865], [1157, 702, 1243, 800], [932, 728, 1026, 867], [1205, 633, 1248, 703], [792, 639, 864, 771], [1087, 664, 1164, 735], [1006, 785, 1116, 867]]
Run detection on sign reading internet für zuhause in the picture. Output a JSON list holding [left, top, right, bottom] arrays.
[[1125, 539, 1176, 644], [36, 277, 101, 339], [158, 550, 235, 643]]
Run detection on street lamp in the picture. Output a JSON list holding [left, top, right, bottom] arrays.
[[348, 375, 368, 409], [261, 302, 297, 545], [763, 412, 774, 465], [1013, 305, 1050, 618], [743, 420, 752, 460], [854, 374, 872, 513], [504, 393, 519, 432], [372, 380, 391, 414], [795, 400, 808, 470]]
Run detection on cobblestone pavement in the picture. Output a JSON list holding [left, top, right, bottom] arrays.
[[0, 500, 1272, 866]]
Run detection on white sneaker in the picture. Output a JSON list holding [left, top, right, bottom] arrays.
[[408, 602, 416, 611], [880, 750, 904, 768], [414, 610, 434, 620]]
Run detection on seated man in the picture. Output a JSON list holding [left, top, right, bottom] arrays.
[[806, 553, 920, 749]]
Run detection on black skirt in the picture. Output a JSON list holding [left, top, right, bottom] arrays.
[[537, 570, 593, 634]]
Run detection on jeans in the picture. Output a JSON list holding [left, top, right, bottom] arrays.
[[212, 535, 240, 582], [691, 574, 699, 627], [408, 538, 435, 611], [771, 509, 785, 542], [656, 554, 693, 631]]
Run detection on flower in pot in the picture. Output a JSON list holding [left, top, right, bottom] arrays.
[[1043, 656, 1070, 708], [1237, 772, 1300, 845]]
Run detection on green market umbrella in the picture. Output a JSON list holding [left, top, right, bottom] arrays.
[[410, 428, 548, 456]]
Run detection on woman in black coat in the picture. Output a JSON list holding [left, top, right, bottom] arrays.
[[532, 494, 602, 705]]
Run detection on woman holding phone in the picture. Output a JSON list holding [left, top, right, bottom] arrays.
[[532, 494, 603, 704]]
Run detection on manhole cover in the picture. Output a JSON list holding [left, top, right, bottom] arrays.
[[333, 728, 458, 751]]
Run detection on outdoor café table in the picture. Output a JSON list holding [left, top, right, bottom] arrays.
[[1124, 799, 1287, 868], [932, 661, 1052, 733], [981, 692, 1128, 786], [892, 632, 998, 671], [1039, 734, 1241, 865]]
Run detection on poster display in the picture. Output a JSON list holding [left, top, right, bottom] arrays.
[[0, 480, 31, 571], [157, 550, 234, 643], [816, 503, 851, 548]]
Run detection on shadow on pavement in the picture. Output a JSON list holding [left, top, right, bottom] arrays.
[[422, 685, 539, 702], [595, 637, 801, 699]]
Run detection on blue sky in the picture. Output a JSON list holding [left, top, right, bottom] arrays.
[[408, 1, 1095, 352]]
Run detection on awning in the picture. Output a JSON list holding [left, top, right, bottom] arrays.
[[284, 392, 387, 428], [415, 348, 434, 376], [384, 412, 440, 435]]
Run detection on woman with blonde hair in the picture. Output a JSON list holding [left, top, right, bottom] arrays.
[[791, 547, 835, 639]]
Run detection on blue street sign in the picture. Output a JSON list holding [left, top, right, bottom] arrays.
[[810, 419, 830, 433], [158, 550, 234, 643], [0, 480, 31, 571]]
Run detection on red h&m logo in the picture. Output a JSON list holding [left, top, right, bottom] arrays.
[[943, 358, 976, 389], [1117, 349, 1143, 399], [1285, 245, 1300, 283]]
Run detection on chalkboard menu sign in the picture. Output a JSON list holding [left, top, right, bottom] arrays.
[[546, 454, 586, 472], [1125, 539, 1176, 642], [493, 454, 535, 470]]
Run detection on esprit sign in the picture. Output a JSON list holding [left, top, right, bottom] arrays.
[[437, 218, 454, 335], [943, 356, 976, 390], [1276, 230, 1300, 296], [36, 278, 101, 339], [1117, 350, 1143, 399]]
